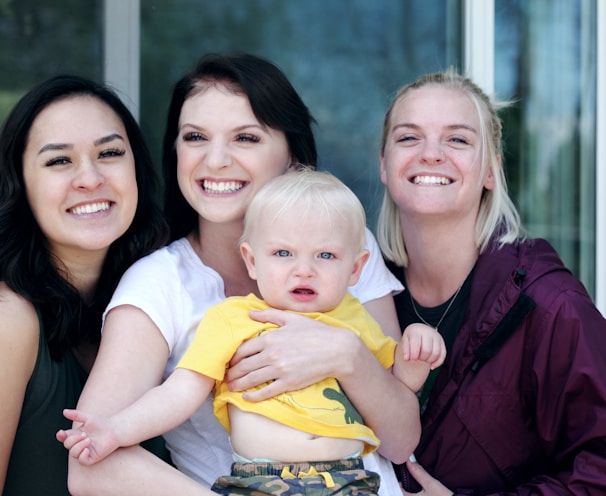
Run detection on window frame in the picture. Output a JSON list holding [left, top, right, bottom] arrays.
[[103, 0, 140, 119], [101, 0, 606, 314], [596, 0, 606, 314]]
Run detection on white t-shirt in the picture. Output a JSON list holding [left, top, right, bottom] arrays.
[[104, 228, 403, 493]]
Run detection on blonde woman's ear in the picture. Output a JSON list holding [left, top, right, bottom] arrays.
[[379, 156, 388, 185], [484, 155, 499, 191]]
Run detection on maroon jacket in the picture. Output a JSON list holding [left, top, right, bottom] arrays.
[[398, 238, 606, 495]]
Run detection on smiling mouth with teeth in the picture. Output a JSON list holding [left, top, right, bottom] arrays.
[[69, 201, 111, 215], [413, 176, 452, 185], [202, 180, 245, 194]]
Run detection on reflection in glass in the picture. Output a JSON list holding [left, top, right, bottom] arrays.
[[495, 0, 597, 296], [140, 0, 462, 226], [0, 1, 102, 123]]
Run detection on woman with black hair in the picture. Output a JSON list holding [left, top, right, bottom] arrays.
[[0, 74, 168, 495], [63, 54, 415, 495]]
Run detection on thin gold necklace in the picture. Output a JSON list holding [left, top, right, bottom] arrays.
[[409, 284, 463, 332]]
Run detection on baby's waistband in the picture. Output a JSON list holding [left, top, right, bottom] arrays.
[[230, 456, 364, 478]]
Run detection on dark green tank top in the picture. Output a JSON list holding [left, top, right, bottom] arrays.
[[4, 308, 87, 495], [3, 308, 171, 495]]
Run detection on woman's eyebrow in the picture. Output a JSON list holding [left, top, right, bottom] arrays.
[[94, 133, 125, 146], [391, 123, 478, 135], [38, 142, 71, 154]]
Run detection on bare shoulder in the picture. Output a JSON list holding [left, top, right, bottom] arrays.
[[0, 283, 39, 482], [0, 282, 39, 365]]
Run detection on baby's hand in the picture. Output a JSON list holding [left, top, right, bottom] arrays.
[[401, 322, 446, 370], [393, 323, 447, 393], [56, 427, 92, 462], [56, 409, 120, 465]]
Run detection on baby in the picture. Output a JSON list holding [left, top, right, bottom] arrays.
[[59, 169, 445, 495]]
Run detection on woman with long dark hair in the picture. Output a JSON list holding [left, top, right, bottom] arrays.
[[63, 54, 416, 495], [0, 74, 168, 495]]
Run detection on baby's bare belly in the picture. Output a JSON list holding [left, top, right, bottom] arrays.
[[228, 404, 364, 462]]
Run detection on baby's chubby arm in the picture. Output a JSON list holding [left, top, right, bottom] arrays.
[[57, 368, 214, 465], [393, 323, 446, 393]]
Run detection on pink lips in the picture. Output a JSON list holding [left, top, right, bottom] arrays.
[[291, 287, 317, 302]]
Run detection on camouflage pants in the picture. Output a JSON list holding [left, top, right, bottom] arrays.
[[211, 457, 380, 495]]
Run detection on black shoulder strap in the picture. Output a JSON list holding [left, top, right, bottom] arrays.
[[471, 292, 536, 372]]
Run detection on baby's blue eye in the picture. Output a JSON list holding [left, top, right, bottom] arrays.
[[319, 252, 334, 260], [276, 249, 290, 257]]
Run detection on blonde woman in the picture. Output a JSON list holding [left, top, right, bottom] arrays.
[[378, 68, 606, 494]]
